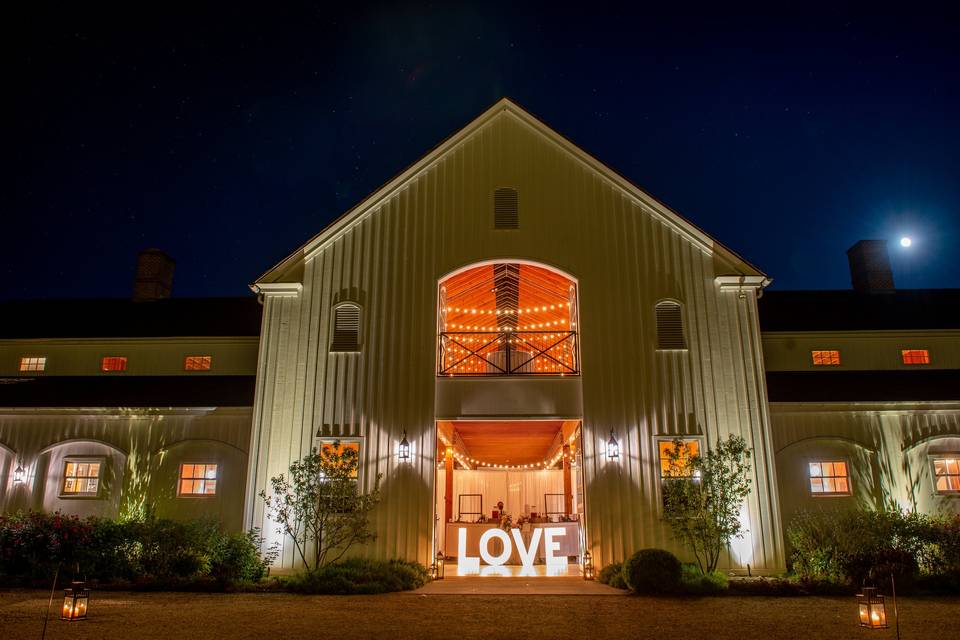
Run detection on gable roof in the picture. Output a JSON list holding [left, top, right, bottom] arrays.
[[253, 97, 765, 288]]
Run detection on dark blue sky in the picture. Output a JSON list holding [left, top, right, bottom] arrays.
[[4, 4, 958, 299]]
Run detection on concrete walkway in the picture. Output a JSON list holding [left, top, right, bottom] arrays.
[[411, 576, 627, 595]]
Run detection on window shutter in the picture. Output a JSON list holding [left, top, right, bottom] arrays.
[[331, 304, 361, 352], [655, 301, 686, 350], [494, 188, 519, 229]]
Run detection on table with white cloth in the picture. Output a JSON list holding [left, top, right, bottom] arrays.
[[446, 521, 581, 563]]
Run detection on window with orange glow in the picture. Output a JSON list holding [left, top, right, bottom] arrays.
[[61, 460, 102, 496], [101, 356, 127, 371], [932, 457, 960, 494], [178, 463, 218, 496], [901, 349, 930, 365], [658, 440, 700, 479], [184, 355, 212, 371], [19, 356, 46, 372], [809, 461, 851, 495], [318, 441, 361, 479], [811, 350, 841, 366]]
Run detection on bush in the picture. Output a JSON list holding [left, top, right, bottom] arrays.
[[680, 564, 728, 595], [283, 558, 429, 594], [0, 511, 94, 584], [622, 549, 682, 594], [597, 562, 627, 589], [787, 509, 960, 590]]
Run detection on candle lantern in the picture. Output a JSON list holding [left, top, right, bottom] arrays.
[[61, 581, 90, 621], [582, 550, 595, 581], [13, 459, 25, 484], [606, 431, 620, 461], [857, 586, 888, 629], [398, 430, 411, 463], [432, 551, 445, 580]]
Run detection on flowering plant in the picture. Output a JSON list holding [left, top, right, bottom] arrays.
[[499, 514, 513, 531]]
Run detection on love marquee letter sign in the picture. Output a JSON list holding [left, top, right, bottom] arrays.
[[457, 526, 568, 574]]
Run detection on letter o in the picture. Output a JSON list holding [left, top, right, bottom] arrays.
[[478, 528, 512, 566]]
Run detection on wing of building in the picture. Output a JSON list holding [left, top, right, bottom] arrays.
[[2, 100, 958, 577]]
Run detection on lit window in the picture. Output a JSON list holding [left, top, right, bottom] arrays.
[[19, 356, 46, 372], [658, 439, 700, 479], [318, 440, 362, 479], [178, 463, 218, 496], [61, 460, 102, 496], [809, 460, 851, 496], [184, 355, 212, 371], [101, 356, 127, 372], [901, 349, 930, 365], [812, 350, 841, 366], [932, 458, 960, 494]]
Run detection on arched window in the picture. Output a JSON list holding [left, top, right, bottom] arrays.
[[331, 303, 361, 352], [655, 300, 686, 350]]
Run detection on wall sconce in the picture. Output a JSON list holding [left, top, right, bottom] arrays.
[[13, 459, 25, 484], [397, 430, 411, 463], [61, 581, 90, 621], [582, 550, 595, 581], [606, 431, 620, 461]]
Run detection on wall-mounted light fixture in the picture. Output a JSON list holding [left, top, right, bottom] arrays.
[[606, 431, 620, 461], [13, 459, 25, 484], [398, 430, 411, 463]]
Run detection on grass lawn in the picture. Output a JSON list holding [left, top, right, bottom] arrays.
[[1, 588, 956, 639]]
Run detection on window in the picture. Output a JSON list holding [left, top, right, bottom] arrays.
[[932, 457, 960, 494], [101, 356, 127, 372], [61, 460, 102, 497], [655, 300, 686, 350], [493, 187, 519, 229], [318, 440, 361, 479], [19, 356, 46, 372], [178, 463, 218, 496], [331, 304, 361, 352], [809, 460, 851, 496], [658, 439, 700, 479], [184, 355, 212, 371], [812, 350, 841, 366], [901, 349, 930, 365]]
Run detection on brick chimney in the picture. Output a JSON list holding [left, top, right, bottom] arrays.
[[846, 240, 894, 293], [132, 249, 175, 302]]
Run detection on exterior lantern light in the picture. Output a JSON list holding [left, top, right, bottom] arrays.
[[13, 459, 25, 484], [857, 586, 888, 629], [398, 430, 411, 463], [582, 550, 595, 581], [431, 551, 445, 580], [61, 580, 90, 621], [606, 431, 620, 461]]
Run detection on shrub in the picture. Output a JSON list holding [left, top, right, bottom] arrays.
[[597, 562, 627, 589], [679, 563, 728, 595], [622, 549, 682, 594], [283, 558, 429, 594], [0, 511, 94, 584]]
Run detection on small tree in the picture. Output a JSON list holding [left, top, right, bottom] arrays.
[[260, 442, 382, 571], [661, 434, 752, 575]]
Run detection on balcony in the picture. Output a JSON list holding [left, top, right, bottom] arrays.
[[438, 330, 579, 376]]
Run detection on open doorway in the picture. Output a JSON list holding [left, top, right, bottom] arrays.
[[434, 419, 585, 577]]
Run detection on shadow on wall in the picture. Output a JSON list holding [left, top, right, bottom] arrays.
[[36, 440, 127, 520]]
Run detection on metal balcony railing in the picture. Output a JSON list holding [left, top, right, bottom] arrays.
[[438, 331, 579, 376]]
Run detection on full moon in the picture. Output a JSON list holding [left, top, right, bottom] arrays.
[[900, 236, 912, 247]]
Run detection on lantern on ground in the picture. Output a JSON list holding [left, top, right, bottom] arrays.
[[857, 586, 888, 629], [606, 431, 620, 461], [61, 581, 90, 621], [431, 551, 445, 580], [13, 459, 24, 484], [398, 430, 411, 463], [582, 550, 595, 581]]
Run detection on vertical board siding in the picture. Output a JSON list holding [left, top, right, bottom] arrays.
[[249, 111, 785, 571]]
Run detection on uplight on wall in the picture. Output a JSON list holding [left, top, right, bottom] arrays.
[[606, 431, 620, 461], [397, 430, 411, 463]]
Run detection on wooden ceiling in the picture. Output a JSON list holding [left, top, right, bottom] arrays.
[[440, 263, 575, 332], [438, 420, 580, 466]]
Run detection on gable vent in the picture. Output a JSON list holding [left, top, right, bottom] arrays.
[[494, 188, 519, 229], [331, 304, 361, 352], [655, 300, 686, 350]]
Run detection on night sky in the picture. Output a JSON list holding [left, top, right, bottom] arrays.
[[4, 4, 958, 300]]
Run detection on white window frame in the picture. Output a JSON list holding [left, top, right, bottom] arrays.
[[60, 457, 105, 498], [931, 455, 960, 495], [807, 458, 852, 497], [19, 356, 47, 372], [177, 462, 219, 497]]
